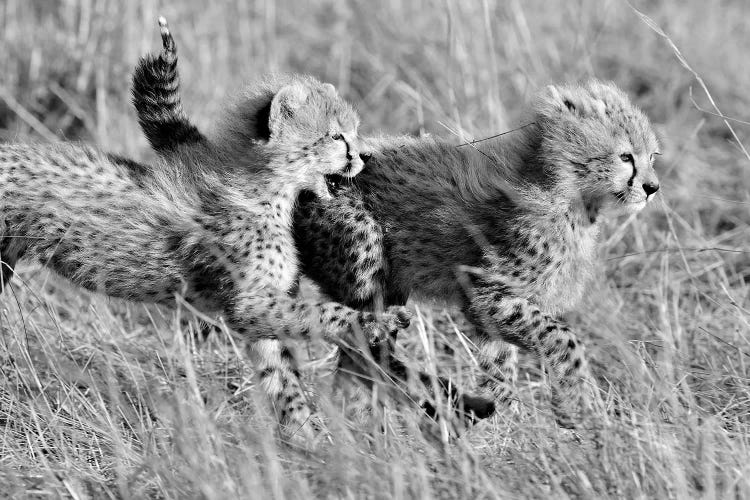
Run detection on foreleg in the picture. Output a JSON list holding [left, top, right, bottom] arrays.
[[224, 291, 409, 442], [223, 290, 410, 346], [295, 190, 390, 310], [464, 270, 593, 427], [475, 339, 519, 405], [249, 338, 321, 444]]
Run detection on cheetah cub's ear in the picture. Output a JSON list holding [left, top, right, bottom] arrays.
[[538, 84, 605, 120], [539, 85, 585, 118], [534, 85, 577, 126], [320, 82, 337, 98], [268, 83, 310, 141]]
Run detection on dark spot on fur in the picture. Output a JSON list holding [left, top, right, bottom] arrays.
[[506, 305, 523, 324]]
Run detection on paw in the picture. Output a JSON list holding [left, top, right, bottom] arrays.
[[359, 314, 390, 344], [361, 307, 412, 344], [478, 376, 518, 408], [385, 305, 412, 330], [551, 383, 597, 430], [551, 393, 579, 429]]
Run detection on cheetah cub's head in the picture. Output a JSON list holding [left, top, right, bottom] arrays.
[[267, 80, 364, 200], [534, 79, 660, 219]]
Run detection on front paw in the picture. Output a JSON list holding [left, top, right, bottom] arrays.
[[551, 382, 597, 430], [385, 305, 412, 330], [361, 307, 412, 344]]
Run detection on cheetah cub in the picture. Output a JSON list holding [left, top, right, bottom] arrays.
[[0, 75, 409, 443]]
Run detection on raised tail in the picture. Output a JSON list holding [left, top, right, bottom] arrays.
[[131, 17, 205, 154]]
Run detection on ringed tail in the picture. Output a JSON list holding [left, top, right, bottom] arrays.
[[131, 16, 204, 152]]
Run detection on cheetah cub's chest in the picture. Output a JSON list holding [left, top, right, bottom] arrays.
[[227, 211, 299, 292], [530, 216, 599, 315]]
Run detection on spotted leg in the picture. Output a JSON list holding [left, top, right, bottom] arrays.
[[223, 290, 411, 441], [475, 339, 519, 405], [462, 265, 593, 428], [249, 339, 321, 444]]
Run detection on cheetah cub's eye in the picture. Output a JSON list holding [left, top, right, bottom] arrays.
[[331, 134, 343, 141], [619, 153, 634, 163]]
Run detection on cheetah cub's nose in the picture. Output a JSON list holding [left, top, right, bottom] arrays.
[[643, 181, 660, 196]]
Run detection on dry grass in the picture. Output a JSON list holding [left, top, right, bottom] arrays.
[[1, 0, 749, 498]]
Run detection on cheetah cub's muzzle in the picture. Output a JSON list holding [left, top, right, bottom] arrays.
[[613, 150, 661, 214], [336, 133, 369, 179], [323, 147, 372, 197]]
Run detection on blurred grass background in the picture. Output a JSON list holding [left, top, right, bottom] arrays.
[[1, 0, 749, 498]]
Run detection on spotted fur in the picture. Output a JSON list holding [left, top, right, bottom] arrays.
[[0, 73, 413, 442], [130, 23, 659, 427], [130, 20, 494, 426], [129, 20, 415, 441], [299, 81, 660, 427], [131, 17, 203, 153]]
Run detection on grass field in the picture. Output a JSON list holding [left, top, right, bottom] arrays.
[[1, 0, 750, 498]]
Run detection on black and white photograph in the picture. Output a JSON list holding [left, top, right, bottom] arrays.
[[0, 1, 748, 498]]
